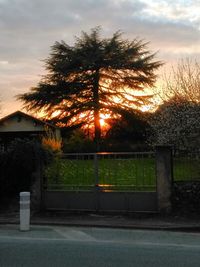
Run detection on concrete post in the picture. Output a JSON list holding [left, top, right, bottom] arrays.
[[20, 192, 30, 231], [156, 146, 173, 214]]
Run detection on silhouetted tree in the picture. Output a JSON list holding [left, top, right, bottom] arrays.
[[18, 27, 162, 150], [159, 59, 200, 103], [149, 59, 200, 150], [149, 97, 200, 150], [106, 110, 150, 142]]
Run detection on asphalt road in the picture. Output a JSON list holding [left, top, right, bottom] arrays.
[[0, 225, 200, 267]]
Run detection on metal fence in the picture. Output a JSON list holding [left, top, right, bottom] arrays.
[[45, 152, 156, 192], [173, 150, 200, 181]]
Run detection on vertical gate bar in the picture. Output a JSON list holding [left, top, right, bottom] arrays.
[[94, 153, 99, 211], [94, 153, 99, 186]]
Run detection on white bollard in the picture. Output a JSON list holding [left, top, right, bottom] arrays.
[[20, 192, 30, 231]]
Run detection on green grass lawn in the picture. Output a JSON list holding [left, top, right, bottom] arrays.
[[45, 155, 200, 191], [45, 157, 156, 191], [173, 157, 200, 181]]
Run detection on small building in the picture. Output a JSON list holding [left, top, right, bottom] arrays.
[[0, 110, 61, 149]]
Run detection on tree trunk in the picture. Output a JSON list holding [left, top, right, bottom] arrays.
[[94, 109, 101, 151], [93, 69, 101, 151]]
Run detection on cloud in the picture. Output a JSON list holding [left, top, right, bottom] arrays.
[[0, 0, 199, 61], [0, 0, 199, 116], [141, 0, 200, 24]]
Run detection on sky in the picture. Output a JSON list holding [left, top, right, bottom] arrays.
[[0, 0, 199, 117]]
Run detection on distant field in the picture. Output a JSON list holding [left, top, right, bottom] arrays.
[[45, 155, 200, 191]]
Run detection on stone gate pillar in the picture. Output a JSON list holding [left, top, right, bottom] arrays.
[[156, 145, 173, 214]]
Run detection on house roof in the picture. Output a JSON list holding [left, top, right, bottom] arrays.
[[0, 110, 59, 129]]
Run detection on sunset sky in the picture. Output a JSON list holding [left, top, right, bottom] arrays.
[[0, 0, 199, 117]]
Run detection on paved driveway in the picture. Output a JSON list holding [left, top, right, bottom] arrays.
[[0, 225, 200, 267]]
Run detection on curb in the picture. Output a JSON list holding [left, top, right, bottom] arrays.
[[1, 218, 200, 233]]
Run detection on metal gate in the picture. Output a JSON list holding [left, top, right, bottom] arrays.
[[43, 152, 158, 212]]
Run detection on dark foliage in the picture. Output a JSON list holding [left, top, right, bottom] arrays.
[[62, 129, 96, 153], [172, 181, 200, 214], [0, 139, 53, 199], [105, 110, 151, 151]]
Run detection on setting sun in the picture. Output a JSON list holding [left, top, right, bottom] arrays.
[[100, 118, 105, 127], [100, 113, 111, 128]]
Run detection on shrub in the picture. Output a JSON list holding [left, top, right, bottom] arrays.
[[0, 138, 53, 199], [41, 129, 62, 153], [63, 129, 96, 152]]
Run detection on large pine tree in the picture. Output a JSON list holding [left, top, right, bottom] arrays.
[[18, 27, 162, 149]]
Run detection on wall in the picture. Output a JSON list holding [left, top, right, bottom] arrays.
[[0, 115, 45, 132]]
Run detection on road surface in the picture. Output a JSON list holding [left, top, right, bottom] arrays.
[[0, 224, 200, 266]]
